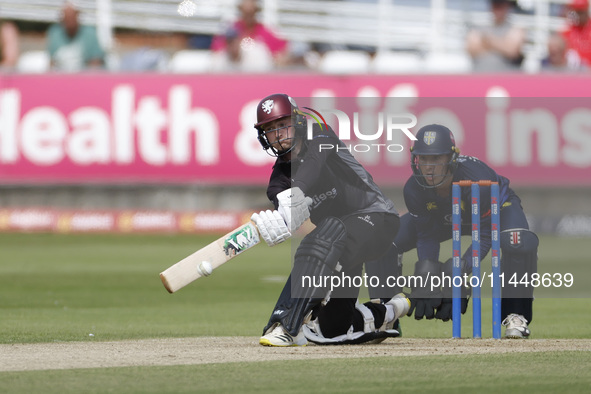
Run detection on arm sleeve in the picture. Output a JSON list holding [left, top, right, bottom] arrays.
[[267, 164, 291, 209], [46, 25, 59, 57], [291, 125, 338, 194], [84, 27, 105, 61], [259, 25, 287, 55], [404, 182, 441, 262]]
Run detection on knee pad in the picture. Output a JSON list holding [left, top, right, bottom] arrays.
[[365, 242, 403, 301], [292, 216, 347, 298], [500, 229, 538, 298], [295, 216, 347, 274]]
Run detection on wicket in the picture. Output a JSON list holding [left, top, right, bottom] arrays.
[[452, 180, 501, 339]]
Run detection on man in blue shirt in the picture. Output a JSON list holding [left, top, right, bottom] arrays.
[[369, 124, 538, 338]]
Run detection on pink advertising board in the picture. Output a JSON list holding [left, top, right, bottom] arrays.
[[0, 73, 590, 186]]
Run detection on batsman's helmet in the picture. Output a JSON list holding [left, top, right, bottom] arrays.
[[410, 124, 460, 188], [255, 93, 306, 157]]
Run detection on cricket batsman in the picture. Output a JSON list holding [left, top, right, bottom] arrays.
[[250, 93, 410, 346], [370, 124, 538, 338]]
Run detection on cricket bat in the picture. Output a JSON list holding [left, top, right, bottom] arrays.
[[160, 221, 260, 293]]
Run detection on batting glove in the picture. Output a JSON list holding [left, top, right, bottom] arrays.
[[251, 210, 291, 247], [277, 187, 313, 232]]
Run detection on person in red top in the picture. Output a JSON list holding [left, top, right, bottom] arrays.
[[562, 0, 591, 66], [210, 0, 288, 66]]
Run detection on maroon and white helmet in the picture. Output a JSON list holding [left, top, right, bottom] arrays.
[[254, 93, 306, 157]]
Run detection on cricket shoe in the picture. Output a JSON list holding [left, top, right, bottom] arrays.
[[386, 293, 411, 324], [259, 323, 307, 347], [369, 293, 410, 344], [502, 313, 531, 339]]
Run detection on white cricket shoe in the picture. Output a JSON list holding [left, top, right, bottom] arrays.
[[386, 293, 411, 325], [502, 313, 531, 339], [259, 323, 308, 347], [369, 293, 410, 344]]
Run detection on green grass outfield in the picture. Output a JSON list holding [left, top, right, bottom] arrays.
[[0, 233, 590, 393]]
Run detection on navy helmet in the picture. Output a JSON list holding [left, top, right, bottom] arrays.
[[410, 124, 460, 188]]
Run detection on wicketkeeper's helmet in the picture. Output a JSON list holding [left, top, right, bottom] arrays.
[[410, 124, 460, 188], [254, 93, 306, 157]]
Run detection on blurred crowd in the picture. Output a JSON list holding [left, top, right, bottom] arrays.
[[1, 0, 590, 74], [466, 0, 588, 73]]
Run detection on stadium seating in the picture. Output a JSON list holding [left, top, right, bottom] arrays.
[[16, 50, 50, 73], [370, 51, 424, 74], [168, 49, 213, 73], [0, 0, 574, 75], [317, 50, 371, 74], [423, 52, 473, 74]]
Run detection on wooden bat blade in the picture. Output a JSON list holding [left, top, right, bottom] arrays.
[[160, 221, 260, 293]]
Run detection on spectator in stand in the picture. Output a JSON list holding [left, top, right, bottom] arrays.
[[47, 1, 105, 72], [561, 0, 591, 67], [210, 0, 288, 69], [541, 33, 586, 72], [210, 26, 261, 72], [210, 26, 313, 72], [466, 0, 525, 72], [0, 16, 19, 70]]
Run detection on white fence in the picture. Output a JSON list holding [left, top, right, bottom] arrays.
[[0, 0, 582, 72]]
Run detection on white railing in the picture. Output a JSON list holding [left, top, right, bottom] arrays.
[[0, 0, 580, 70]]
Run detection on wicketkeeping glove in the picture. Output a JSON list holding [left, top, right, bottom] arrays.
[[277, 187, 313, 232], [407, 259, 443, 320], [251, 210, 291, 247], [435, 258, 471, 321]]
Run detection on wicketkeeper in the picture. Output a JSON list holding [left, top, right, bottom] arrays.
[[251, 93, 410, 346], [368, 124, 538, 338]]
